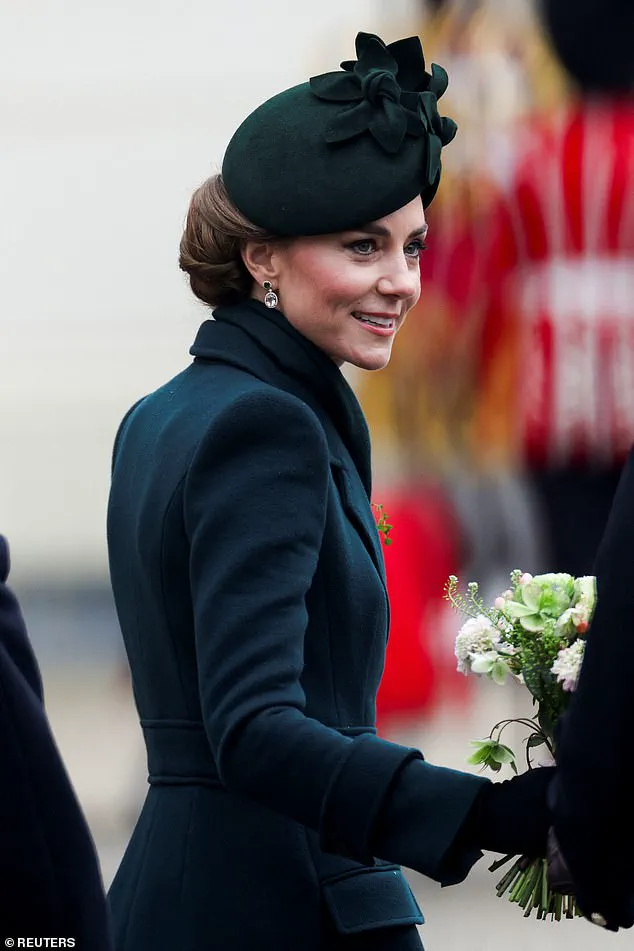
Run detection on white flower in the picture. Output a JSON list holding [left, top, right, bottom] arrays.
[[574, 576, 597, 615], [551, 639, 586, 692], [455, 615, 500, 673], [497, 617, 514, 636], [470, 651, 513, 685], [555, 603, 592, 638]]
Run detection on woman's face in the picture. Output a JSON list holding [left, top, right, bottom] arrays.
[[265, 197, 426, 370]]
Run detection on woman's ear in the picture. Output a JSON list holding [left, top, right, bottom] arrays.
[[241, 240, 278, 287]]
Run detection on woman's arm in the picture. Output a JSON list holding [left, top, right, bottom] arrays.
[[184, 390, 550, 882]]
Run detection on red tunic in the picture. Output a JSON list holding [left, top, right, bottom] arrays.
[[482, 100, 634, 467]]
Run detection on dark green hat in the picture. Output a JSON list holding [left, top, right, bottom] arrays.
[[222, 32, 457, 236]]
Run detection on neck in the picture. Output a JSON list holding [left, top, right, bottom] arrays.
[[245, 295, 346, 368]]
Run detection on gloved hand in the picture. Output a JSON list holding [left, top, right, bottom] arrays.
[[466, 766, 556, 858], [548, 826, 634, 931]]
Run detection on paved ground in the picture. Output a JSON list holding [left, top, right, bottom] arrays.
[[42, 668, 630, 951]]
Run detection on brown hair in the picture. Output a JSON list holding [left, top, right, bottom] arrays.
[[179, 174, 275, 307]]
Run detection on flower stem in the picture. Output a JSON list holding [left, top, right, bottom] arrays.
[[488, 854, 515, 874], [493, 855, 580, 921]]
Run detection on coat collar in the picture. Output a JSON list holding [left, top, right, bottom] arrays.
[[189, 300, 385, 581], [191, 299, 373, 495]]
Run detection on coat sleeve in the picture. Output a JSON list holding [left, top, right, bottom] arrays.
[[184, 389, 487, 883], [0, 537, 112, 945], [0, 536, 43, 700], [552, 447, 634, 925]]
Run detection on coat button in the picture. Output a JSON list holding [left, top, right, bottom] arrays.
[[590, 912, 607, 928]]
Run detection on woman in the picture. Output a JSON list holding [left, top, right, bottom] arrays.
[[107, 32, 554, 950], [0, 536, 112, 946]]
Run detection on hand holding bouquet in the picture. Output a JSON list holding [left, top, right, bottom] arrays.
[[445, 569, 596, 920]]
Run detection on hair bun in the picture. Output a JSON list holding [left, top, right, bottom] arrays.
[[179, 176, 271, 308]]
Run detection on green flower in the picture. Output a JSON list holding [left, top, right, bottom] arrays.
[[503, 573, 575, 633], [468, 738, 518, 774]]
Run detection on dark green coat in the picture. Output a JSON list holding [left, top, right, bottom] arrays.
[[107, 301, 486, 950]]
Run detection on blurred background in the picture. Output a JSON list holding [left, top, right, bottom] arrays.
[[2, 0, 633, 947]]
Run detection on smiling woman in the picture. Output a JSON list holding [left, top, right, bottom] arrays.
[[240, 198, 427, 370], [106, 30, 555, 951], [179, 174, 428, 371]]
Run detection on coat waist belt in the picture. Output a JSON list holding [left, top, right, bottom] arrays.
[[141, 718, 376, 788]]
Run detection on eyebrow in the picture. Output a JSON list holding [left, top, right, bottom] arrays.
[[350, 222, 429, 240]]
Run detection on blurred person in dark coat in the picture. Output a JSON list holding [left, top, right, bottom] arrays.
[[550, 448, 634, 932], [524, 0, 634, 933], [106, 31, 555, 951], [0, 535, 112, 946]]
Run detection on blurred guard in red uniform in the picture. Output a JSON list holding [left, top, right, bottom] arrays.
[[477, 0, 634, 576], [533, 0, 634, 934]]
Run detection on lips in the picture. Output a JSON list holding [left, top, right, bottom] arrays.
[[353, 312, 397, 329]]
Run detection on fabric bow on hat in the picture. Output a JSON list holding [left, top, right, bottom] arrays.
[[223, 29, 456, 235], [310, 31, 457, 182]]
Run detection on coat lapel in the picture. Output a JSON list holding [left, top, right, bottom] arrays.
[[330, 459, 386, 585]]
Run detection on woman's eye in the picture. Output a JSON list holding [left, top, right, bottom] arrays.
[[349, 239, 376, 255], [405, 240, 427, 258]]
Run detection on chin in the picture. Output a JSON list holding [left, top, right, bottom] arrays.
[[347, 349, 393, 372]]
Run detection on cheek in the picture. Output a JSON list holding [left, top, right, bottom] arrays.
[[284, 257, 332, 301], [319, 268, 374, 307], [410, 270, 422, 307], [283, 248, 372, 310]]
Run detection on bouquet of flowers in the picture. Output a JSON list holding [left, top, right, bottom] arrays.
[[445, 569, 597, 921]]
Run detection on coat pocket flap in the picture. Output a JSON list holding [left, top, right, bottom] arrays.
[[322, 865, 424, 935]]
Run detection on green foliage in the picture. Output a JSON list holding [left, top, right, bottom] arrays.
[[372, 503, 393, 546], [526, 733, 546, 750], [444, 575, 488, 620]]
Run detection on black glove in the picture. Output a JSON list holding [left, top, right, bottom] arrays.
[[462, 767, 555, 858]]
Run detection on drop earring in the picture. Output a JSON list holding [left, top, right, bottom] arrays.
[[263, 281, 279, 309]]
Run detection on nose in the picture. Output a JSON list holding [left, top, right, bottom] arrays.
[[376, 255, 421, 302]]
